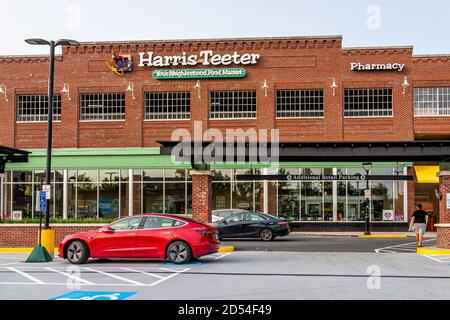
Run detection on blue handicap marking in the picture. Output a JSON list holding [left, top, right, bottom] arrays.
[[51, 291, 137, 300]]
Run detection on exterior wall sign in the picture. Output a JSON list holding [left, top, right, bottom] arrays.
[[152, 68, 246, 80], [139, 50, 261, 67], [236, 174, 414, 181], [350, 62, 405, 72], [106, 53, 133, 76]]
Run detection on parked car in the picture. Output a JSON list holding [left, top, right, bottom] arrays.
[[58, 214, 220, 265], [212, 209, 248, 223], [216, 211, 290, 241]]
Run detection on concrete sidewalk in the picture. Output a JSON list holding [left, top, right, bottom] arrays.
[[291, 231, 437, 239]]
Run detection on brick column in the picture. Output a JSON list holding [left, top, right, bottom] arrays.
[[436, 171, 450, 249], [190, 170, 212, 223]]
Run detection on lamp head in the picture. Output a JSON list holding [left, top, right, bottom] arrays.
[[126, 83, 134, 91], [362, 162, 373, 171], [25, 38, 50, 46], [194, 80, 201, 89], [262, 80, 269, 90], [61, 83, 69, 93], [330, 78, 338, 89]]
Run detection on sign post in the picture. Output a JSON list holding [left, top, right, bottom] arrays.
[[26, 191, 52, 263]]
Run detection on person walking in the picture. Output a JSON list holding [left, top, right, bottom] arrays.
[[409, 204, 429, 247]]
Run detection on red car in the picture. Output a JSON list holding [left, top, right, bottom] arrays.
[[58, 214, 220, 264]]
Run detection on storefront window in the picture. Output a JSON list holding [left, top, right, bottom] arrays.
[[278, 181, 300, 222], [347, 168, 367, 221], [301, 168, 323, 221], [12, 184, 33, 219], [337, 168, 347, 221], [143, 183, 164, 213], [165, 183, 186, 214], [371, 168, 394, 222], [212, 182, 231, 210], [77, 182, 97, 218], [232, 182, 254, 211], [99, 182, 120, 219]]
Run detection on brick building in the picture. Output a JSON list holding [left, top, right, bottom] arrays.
[[0, 35, 449, 235]]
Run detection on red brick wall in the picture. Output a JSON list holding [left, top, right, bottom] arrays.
[[2, 37, 448, 149], [0, 225, 103, 248], [190, 171, 212, 223]]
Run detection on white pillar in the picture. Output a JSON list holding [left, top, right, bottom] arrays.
[[129, 169, 133, 216], [332, 168, 338, 222], [262, 168, 269, 214], [63, 169, 68, 219]]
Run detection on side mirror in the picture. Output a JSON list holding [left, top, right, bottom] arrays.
[[222, 220, 228, 225], [100, 226, 114, 233]]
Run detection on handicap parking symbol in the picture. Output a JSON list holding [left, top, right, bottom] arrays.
[[51, 291, 136, 300]]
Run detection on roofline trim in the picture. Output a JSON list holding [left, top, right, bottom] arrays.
[[76, 35, 343, 46]]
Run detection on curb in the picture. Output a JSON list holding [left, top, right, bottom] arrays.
[[417, 247, 450, 255], [218, 246, 235, 253], [0, 248, 59, 253], [358, 234, 408, 239]]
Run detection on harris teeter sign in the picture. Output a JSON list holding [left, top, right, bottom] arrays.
[[152, 68, 247, 80]]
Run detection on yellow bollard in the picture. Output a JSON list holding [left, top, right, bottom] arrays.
[[39, 229, 55, 258]]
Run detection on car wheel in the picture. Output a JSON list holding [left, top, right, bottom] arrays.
[[167, 241, 192, 264], [66, 240, 90, 264], [260, 228, 274, 241]]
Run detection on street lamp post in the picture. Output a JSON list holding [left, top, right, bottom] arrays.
[[25, 39, 79, 263], [362, 162, 373, 235]]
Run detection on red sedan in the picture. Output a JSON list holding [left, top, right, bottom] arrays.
[[58, 214, 220, 264]]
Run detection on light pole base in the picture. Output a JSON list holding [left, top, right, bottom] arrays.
[[26, 246, 52, 263]]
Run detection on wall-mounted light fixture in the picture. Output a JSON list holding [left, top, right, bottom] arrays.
[[126, 82, 135, 100], [402, 76, 410, 95], [60, 83, 71, 101], [0, 84, 8, 102], [330, 78, 338, 96], [262, 80, 269, 98], [194, 80, 201, 99]]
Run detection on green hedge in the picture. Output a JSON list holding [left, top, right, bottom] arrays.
[[0, 218, 115, 224]]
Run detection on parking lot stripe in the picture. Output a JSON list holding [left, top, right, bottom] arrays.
[[6, 267, 45, 284], [149, 268, 190, 287], [213, 252, 232, 260], [45, 267, 94, 285], [82, 267, 145, 286], [120, 267, 166, 280]]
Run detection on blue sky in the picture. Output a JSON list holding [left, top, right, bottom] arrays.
[[2, 0, 450, 55]]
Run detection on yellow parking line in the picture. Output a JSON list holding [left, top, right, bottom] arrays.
[[358, 234, 408, 239], [417, 247, 450, 255], [0, 248, 59, 253]]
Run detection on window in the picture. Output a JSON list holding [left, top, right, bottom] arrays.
[[344, 88, 393, 117], [210, 91, 257, 119], [109, 217, 143, 231], [224, 213, 245, 223], [142, 217, 186, 229], [414, 87, 450, 116], [245, 213, 268, 221], [276, 89, 324, 118], [145, 92, 190, 120], [16, 94, 61, 122], [80, 93, 125, 120]]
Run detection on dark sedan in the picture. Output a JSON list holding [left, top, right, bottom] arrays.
[[216, 212, 290, 241]]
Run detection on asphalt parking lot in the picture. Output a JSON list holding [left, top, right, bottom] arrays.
[[222, 235, 436, 253], [1, 236, 449, 300]]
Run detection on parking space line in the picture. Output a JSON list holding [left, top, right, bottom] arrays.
[[375, 239, 436, 253], [149, 268, 190, 287], [45, 267, 94, 285], [120, 267, 166, 280], [6, 267, 45, 284], [213, 252, 232, 260], [82, 267, 145, 286]]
